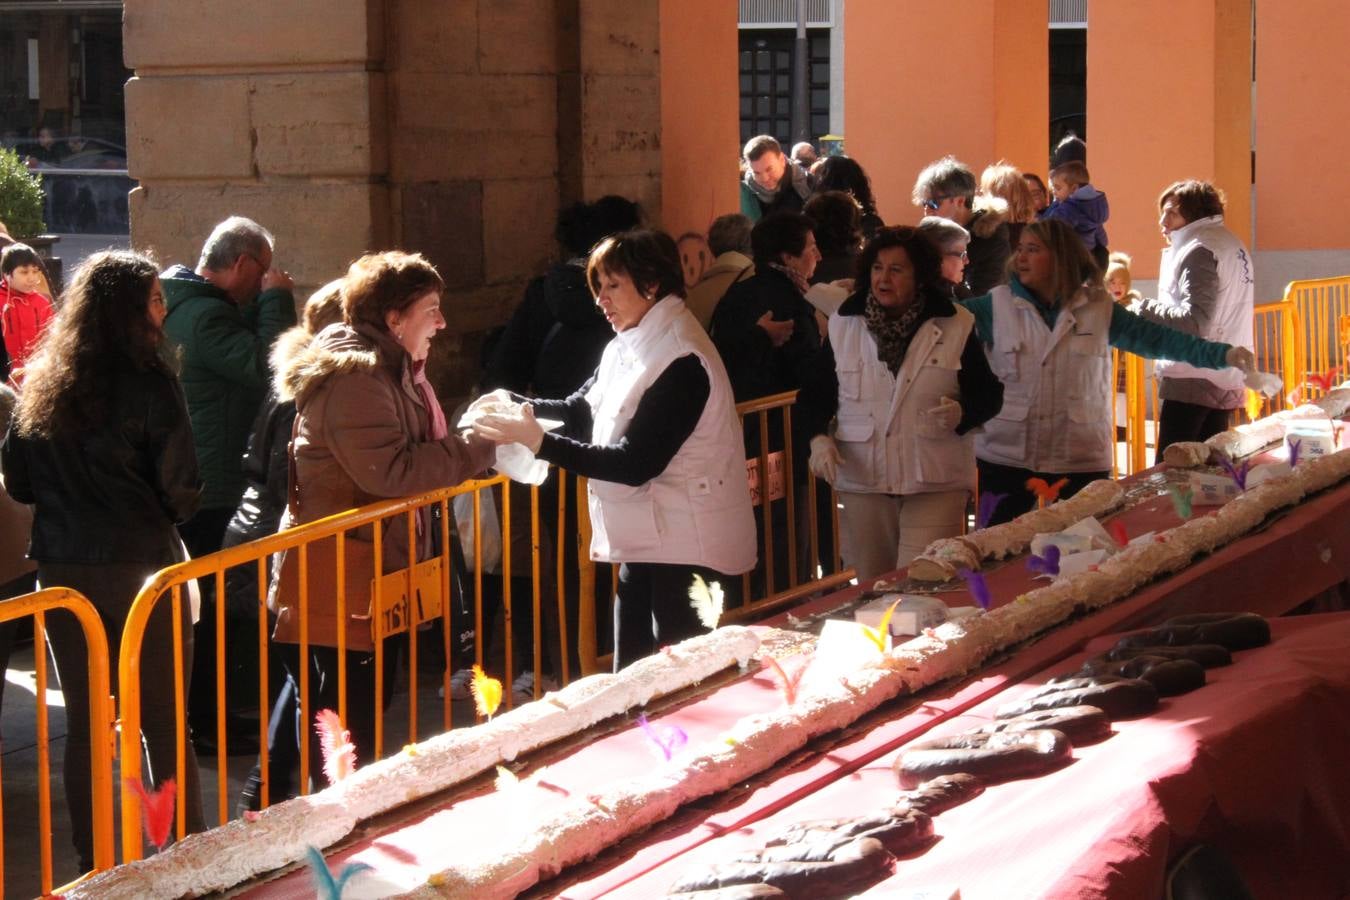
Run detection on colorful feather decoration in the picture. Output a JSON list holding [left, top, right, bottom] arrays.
[[1244, 389, 1264, 422], [1217, 455, 1251, 491], [495, 764, 520, 791], [1025, 476, 1069, 508], [304, 845, 372, 900], [1026, 544, 1061, 578], [124, 776, 176, 851], [315, 709, 356, 786], [975, 491, 1008, 530], [859, 597, 902, 654], [635, 713, 688, 762], [1166, 484, 1194, 520], [957, 568, 992, 610], [1287, 438, 1303, 469], [1307, 366, 1340, 393], [763, 654, 812, 706], [1108, 519, 1129, 548], [470, 664, 503, 720], [688, 574, 725, 630]]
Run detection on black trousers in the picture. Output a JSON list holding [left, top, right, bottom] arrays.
[[271, 639, 401, 794], [612, 561, 718, 671], [1155, 400, 1233, 464], [40, 560, 204, 869], [975, 459, 1110, 526]]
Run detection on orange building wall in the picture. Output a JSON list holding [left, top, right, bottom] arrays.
[[844, 1, 1046, 227], [993, 0, 1051, 183], [660, 0, 740, 237], [1255, 1, 1350, 250], [1087, 1, 1250, 276]]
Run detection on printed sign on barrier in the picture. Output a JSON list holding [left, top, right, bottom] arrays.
[[373, 557, 443, 638]]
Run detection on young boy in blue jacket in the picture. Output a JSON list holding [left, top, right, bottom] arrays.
[[1040, 160, 1110, 270]]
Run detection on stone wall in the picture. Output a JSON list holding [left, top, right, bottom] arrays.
[[123, 0, 668, 401]]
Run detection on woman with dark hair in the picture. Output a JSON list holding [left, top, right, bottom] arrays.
[[269, 251, 494, 782], [815, 155, 884, 240], [960, 218, 1254, 524], [798, 227, 1003, 579], [804, 190, 863, 284], [1, 250, 205, 868], [484, 195, 643, 400], [469, 230, 755, 669]]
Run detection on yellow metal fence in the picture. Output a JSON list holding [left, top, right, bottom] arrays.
[[0, 589, 114, 896]]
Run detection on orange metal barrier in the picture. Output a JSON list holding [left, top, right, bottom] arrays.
[[727, 390, 854, 622], [115, 474, 580, 859], [0, 588, 114, 895], [1283, 276, 1350, 402]]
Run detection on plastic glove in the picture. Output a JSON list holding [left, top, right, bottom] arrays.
[[917, 396, 962, 437], [458, 388, 517, 428], [809, 434, 841, 484], [1225, 346, 1256, 373], [472, 403, 545, 454]]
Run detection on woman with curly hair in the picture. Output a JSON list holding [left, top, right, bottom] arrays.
[[1, 250, 206, 869]]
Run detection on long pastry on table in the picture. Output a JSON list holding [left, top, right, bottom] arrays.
[[908, 479, 1125, 582], [1164, 383, 1350, 468]]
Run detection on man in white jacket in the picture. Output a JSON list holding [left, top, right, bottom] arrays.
[[1136, 180, 1254, 460]]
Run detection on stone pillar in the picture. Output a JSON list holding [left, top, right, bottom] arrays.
[[843, 1, 1048, 225], [659, 0, 739, 237], [123, 0, 390, 289], [1087, 0, 1251, 279]]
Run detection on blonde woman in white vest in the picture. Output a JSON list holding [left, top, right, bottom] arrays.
[[959, 218, 1254, 525], [470, 230, 756, 670], [798, 226, 1004, 580]]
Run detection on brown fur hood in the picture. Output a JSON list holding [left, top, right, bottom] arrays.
[[274, 322, 384, 405], [969, 195, 1009, 239]]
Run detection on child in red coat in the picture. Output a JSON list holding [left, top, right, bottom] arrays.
[[0, 243, 53, 386]]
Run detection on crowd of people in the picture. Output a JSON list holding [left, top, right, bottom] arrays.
[[0, 129, 1258, 867]]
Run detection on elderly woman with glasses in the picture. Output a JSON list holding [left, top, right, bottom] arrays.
[[911, 155, 1011, 298], [917, 216, 971, 300], [798, 226, 1004, 579]]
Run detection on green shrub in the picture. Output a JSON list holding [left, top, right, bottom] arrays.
[[0, 147, 46, 239]]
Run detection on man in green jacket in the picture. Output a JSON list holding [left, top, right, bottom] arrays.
[[161, 216, 296, 749]]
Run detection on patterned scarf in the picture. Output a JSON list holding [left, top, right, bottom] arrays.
[[864, 291, 926, 375], [768, 261, 810, 296]]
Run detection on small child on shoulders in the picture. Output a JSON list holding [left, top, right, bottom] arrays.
[[0, 243, 54, 386], [1039, 160, 1110, 270]]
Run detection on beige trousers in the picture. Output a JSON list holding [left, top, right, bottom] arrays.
[[838, 489, 969, 581]]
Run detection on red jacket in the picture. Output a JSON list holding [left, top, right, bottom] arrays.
[[1, 280, 54, 381]]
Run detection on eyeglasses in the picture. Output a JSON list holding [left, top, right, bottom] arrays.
[[922, 195, 952, 212], [945, 250, 969, 261]]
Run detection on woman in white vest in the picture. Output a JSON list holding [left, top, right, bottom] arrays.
[[799, 226, 1004, 579], [960, 219, 1255, 525], [470, 230, 756, 670], [1133, 180, 1255, 461]]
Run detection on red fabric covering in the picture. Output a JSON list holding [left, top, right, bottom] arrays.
[[609, 614, 1350, 899], [240, 472, 1350, 898]]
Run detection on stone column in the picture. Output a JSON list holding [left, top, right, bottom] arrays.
[[123, 0, 390, 289]]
